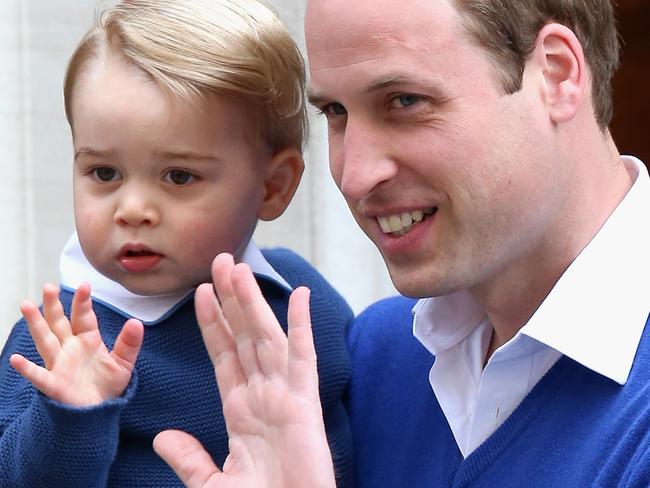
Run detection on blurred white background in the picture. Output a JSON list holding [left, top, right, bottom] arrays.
[[0, 0, 396, 347]]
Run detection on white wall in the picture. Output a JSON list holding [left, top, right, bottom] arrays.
[[0, 0, 396, 347]]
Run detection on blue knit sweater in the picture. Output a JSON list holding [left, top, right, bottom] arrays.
[[0, 248, 353, 487], [346, 295, 650, 487]]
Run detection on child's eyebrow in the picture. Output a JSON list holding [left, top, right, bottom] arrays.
[[73, 148, 221, 164], [156, 151, 222, 164], [74, 147, 112, 160]]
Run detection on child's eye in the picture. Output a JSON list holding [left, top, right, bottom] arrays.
[[165, 170, 195, 185], [91, 167, 120, 182]]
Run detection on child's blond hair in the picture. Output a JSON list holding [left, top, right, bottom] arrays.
[[64, 0, 307, 151]]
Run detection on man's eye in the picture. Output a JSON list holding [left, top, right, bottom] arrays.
[[390, 94, 422, 108], [165, 170, 195, 185], [322, 102, 347, 116], [91, 167, 120, 182]]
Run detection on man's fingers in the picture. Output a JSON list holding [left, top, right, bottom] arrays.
[[211, 254, 262, 379], [231, 263, 288, 378], [42, 283, 71, 342], [195, 282, 246, 395], [153, 430, 221, 488], [9, 354, 54, 397], [20, 300, 60, 369], [286, 287, 319, 396], [111, 319, 144, 371], [70, 283, 99, 335]]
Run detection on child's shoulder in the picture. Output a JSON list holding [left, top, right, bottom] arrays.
[[261, 247, 331, 290], [57, 286, 75, 311], [260, 247, 313, 271], [261, 247, 352, 317]]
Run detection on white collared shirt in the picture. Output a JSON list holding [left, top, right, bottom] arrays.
[[413, 156, 650, 457], [59, 233, 292, 325]]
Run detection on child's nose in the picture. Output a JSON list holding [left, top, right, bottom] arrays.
[[114, 190, 160, 227]]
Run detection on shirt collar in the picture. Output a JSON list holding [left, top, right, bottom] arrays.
[[414, 156, 650, 384], [59, 232, 292, 325], [413, 290, 486, 356], [521, 156, 650, 384]]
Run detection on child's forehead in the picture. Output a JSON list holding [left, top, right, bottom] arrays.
[[71, 90, 270, 167], [75, 61, 255, 129]]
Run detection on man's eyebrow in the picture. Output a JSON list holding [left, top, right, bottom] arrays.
[[367, 75, 417, 92], [308, 74, 446, 106], [307, 89, 329, 107], [366, 74, 447, 99]]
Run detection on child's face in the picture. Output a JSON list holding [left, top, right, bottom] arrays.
[[70, 52, 271, 296]]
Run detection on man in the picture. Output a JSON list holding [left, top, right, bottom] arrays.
[[153, 0, 650, 486]]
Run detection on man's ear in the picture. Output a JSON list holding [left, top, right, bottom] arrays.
[[532, 23, 587, 124], [257, 147, 305, 221]]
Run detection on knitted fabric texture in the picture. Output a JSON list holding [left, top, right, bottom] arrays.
[[346, 295, 650, 488], [0, 248, 353, 487]]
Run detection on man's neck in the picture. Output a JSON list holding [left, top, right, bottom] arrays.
[[478, 148, 635, 361]]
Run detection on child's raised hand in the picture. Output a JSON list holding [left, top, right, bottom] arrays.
[[9, 282, 144, 407], [153, 253, 336, 488]]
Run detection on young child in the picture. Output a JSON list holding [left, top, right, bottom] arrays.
[[0, 0, 353, 486]]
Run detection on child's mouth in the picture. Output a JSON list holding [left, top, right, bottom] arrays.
[[125, 250, 155, 257], [118, 246, 163, 273]]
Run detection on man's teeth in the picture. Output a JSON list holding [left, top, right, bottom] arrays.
[[377, 209, 434, 235]]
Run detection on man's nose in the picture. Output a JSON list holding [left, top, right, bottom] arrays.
[[335, 120, 398, 200], [114, 185, 160, 227]]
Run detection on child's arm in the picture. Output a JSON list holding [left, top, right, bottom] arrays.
[[154, 253, 336, 488], [0, 283, 143, 487], [9, 282, 143, 407]]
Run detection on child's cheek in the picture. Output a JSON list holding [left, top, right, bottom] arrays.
[[174, 217, 243, 265], [75, 210, 97, 236]]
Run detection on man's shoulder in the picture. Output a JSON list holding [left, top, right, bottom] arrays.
[[355, 295, 417, 329], [354, 295, 417, 338], [348, 295, 421, 356]]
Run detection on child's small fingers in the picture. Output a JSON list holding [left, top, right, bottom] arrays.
[[9, 354, 54, 397], [111, 319, 144, 371], [20, 300, 60, 369], [70, 283, 98, 335], [41, 283, 71, 341], [195, 283, 246, 396]]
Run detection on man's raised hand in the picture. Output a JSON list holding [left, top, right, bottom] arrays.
[[154, 253, 336, 488]]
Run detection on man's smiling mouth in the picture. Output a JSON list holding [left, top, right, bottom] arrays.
[[377, 208, 437, 236]]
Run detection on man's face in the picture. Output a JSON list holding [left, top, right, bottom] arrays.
[[306, 0, 562, 298], [71, 51, 270, 296]]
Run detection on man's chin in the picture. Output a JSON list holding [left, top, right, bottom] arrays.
[[386, 263, 461, 299]]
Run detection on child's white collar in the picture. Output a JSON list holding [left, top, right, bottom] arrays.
[[59, 232, 292, 325]]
